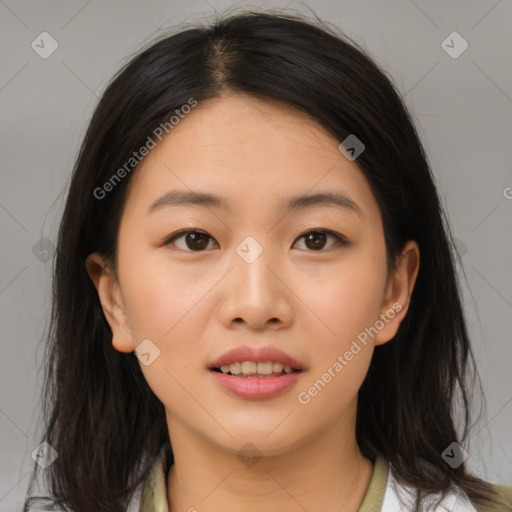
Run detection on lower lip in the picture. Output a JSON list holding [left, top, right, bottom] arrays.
[[209, 369, 302, 399]]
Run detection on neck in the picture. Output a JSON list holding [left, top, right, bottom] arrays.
[[165, 404, 374, 512]]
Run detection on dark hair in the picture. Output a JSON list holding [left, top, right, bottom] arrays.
[[23, 8, 507, 512]]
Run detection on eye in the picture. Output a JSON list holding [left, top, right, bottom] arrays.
[[163, 228, 348, 252], [293, 229, 348, 251], [163, 230, 219, 251]]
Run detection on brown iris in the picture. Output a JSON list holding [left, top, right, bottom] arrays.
[[304, 231, 328, 250], [185, 232, 210, 250]]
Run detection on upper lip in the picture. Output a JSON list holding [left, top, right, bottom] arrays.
[[209, 345, 305, 370]]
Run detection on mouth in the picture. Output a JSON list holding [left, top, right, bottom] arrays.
[[210, 361, 303, 378], [209, 360, 304, 399], [208, 346, 305, 398]]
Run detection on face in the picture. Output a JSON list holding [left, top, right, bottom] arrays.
[[87, 94, 419, 458]]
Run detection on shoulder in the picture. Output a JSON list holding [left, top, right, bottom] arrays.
[[491, 484, 512, 511], [382, 463, 512, 512], [382, 466, 477, 511], [126, 444, 170, 512]]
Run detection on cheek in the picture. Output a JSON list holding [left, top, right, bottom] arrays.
[[119, 253, 207, 413], [118, 245, 213, 339], [296, 272, 380, 413], [305, 255, 387, 350], [117, 246, 217, 380]]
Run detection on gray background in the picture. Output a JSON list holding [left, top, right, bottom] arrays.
[[1, 0, 511, 510]]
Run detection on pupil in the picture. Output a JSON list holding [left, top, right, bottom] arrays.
[[306, 232, 326, 250], [187, 232, 208, 250]]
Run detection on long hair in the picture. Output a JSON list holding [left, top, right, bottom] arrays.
[[23, 8, 506, 511]]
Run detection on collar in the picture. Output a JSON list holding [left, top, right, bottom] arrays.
[[133, 446, 480, 511], [135, 445, 388, 512]]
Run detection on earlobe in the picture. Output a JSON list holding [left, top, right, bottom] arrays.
[[374, 240, 420, 346], [85, 252, 136, 353]]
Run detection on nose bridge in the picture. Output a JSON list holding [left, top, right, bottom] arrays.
[[234, 234, 277, 300], [220, 233, 292, 328]]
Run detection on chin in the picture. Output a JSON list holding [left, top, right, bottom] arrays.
[[208, 424, 305, 458]]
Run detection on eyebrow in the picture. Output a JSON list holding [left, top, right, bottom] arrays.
[[147, 189, 364, 217]]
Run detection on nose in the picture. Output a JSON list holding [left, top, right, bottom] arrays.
[[218, 240, 294, 331]]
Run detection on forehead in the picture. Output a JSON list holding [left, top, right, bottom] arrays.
[[122, 94, 379, 221]]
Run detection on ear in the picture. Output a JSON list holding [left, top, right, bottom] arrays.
[[374, 240, 420, 346], [85, 252, 136, 353]]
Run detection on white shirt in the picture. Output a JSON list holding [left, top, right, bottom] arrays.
[[382, 463, 478, 511]]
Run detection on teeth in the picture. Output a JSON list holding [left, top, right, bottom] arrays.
[[241, 361, 257, 374], [260, 361, 281, 374], [218, 361, 297, 376], [229, 362, 241, 375]]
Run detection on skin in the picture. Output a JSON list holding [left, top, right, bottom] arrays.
[[86, 93, 420, 511]]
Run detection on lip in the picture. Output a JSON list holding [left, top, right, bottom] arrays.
[[209, 370, 302, 399], [208, 345, 305, 370]]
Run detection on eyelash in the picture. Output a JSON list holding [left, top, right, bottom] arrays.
[[163, 229, 348, 252]]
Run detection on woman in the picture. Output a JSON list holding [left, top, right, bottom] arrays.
[[23, 9, 512, 512]]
